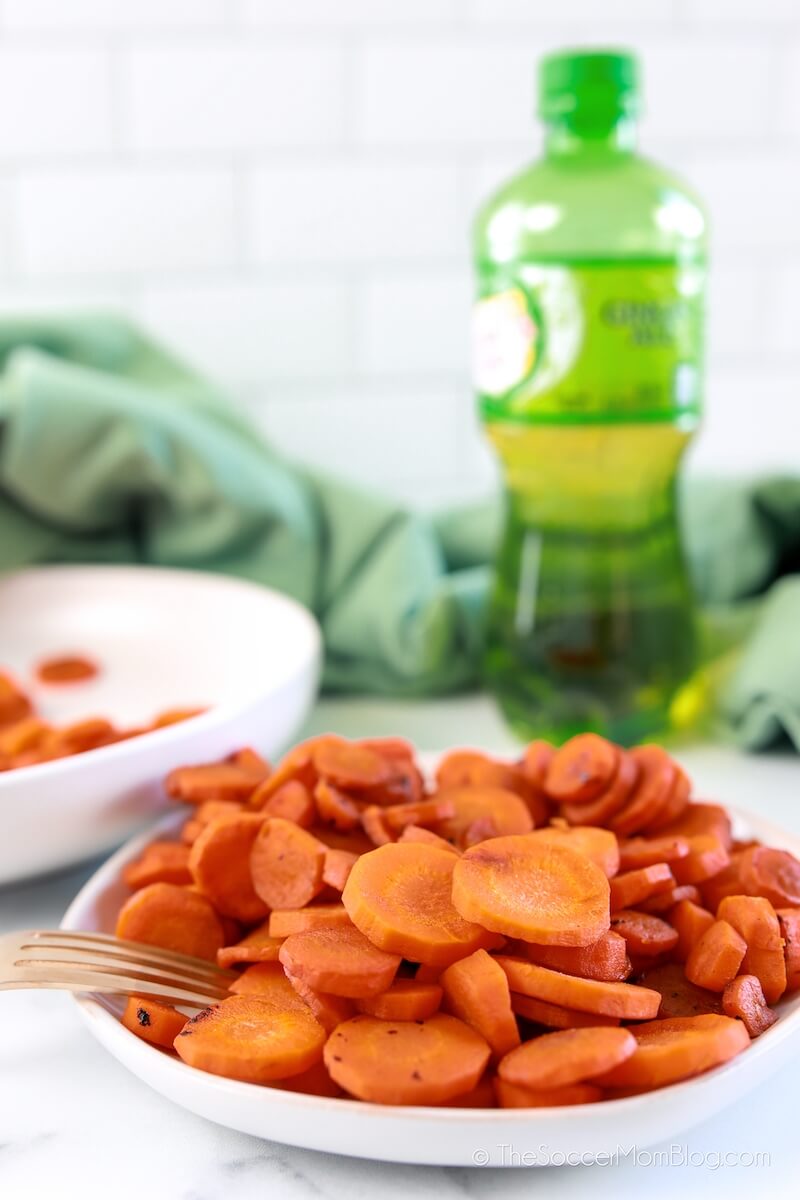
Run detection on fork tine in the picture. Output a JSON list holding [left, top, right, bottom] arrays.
[[24, 933, 234, 985], [15, 948, 232, 996], [5, 969, 224, 1007]]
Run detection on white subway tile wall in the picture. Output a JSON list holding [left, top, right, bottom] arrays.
[[0, 0, 797, 506]]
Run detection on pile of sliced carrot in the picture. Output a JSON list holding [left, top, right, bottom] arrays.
[[0, 664, 204, 773], [112, 732, 800, 1108]]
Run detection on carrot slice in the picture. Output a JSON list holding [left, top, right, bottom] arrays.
[[36, 654, 98, 684], [188, 814, 268, 924], [121, 996, 187, 1050], [166, 763, 261, 805], [433, 787, 532, 849], [636, 963, 722, 1018], [270, 1059, 343, 1097], [123, 841, 192, 890], [230, 747, 271, 779], [284, 970, 356, 1032], [685, 919, 747, 992], [356, 980, 443, 1021], [268, 903, 351, 938], [313, 740, 392, 790], [439, 948, 520, 1059], [524, 931, 631, 982], [311, 824, 374, 857], [253, 780, 316, 828], [609, 745, 676, 837], [0, 717, 51, 758], [511, 993, 621, 1029], [494, 1078, 603, 1108], [452, 835, 610, 946], [657, 801, 733, 850], [561, 750, 638, 828], [53, 717, 116, 754], [314, 780, 361, 831], [519, 740, 556, 789], [529, 825, 620, 879], [737, 846, 800, 908], [717, 895, 787, 1003], [279, 925, 401, 999], [618, 836, 691, 872], [323, 1013, 490, 1105], [545, 734, 619, 804], [448, 1073, 497, 1108], [398, 825, 459, 854], [217, 923, 283, 969], [498, 1026, 636, 1090], [0, 672, 32, 725], [360, 805, 393, 846], [322, 848, 359, 891], [594, 1014, 750, 1090], [115, 882, 224, 962], [382, 796, 457, 833], [228, 961, 309, 1006], [645, 765, 691, 833], [496, 957, 660, 1019], [701, 854, 747, 912], [722, 974, 778, 1038], [181, 800, 242, 845], [609, 864, 675, 911], [343, 842, 501, 967], [609, 910, 679, 958], [250, 818, 327, 910], [669, 899, 716, 962], [672, 834, 730, 885], [638, 884, 700, 915], [175, 995, 325, 1083], [777, 908, 800, 992]]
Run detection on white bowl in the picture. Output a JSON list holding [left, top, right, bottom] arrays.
[[61, 801, 800, 1167], [0, 565, 321, 884]]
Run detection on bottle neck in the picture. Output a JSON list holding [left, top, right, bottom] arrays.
[[544, 114, 638, 160]]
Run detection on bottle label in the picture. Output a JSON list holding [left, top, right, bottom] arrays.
[[473, 259, 705, 424]]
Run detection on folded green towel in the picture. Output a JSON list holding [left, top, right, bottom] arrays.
[[0, 315, 798, 750]]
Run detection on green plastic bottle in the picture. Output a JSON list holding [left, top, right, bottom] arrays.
[[473, 49, 707, 746]]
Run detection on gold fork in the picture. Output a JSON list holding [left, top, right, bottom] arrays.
[[0, 930, 236, 1007]]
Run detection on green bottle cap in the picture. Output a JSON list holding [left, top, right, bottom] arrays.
[[538, 49, 640, 125]]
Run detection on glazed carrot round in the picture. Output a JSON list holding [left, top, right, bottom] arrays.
[[311, 824, 374, 857], [313, 740, 393, 790], [314, 780, 361, 831], [609, 910, 679, 958], [669, 899, 716, 962], [166, 763, 262, 805], [323, 1013, 491, 1105], [175, 995, 325, 1083], [510, 993, 621, 1029], [717, 895, 787, 1003], [189, 814, 268, 924], [343, 842, 501, 967], [671, 834, 730, 885], [268, 904, 351, 939], [36, 654, 98, 684], [498, 1026, 636, 1090], [228, 961, 309, 1006], [255, 780, 316, 829], [685, 919, 747, 992], [121, 996, 188, 1049], [657, 801, 733, 849], [322, 848, 359, 891], [529, 825, 620, 879], [435, 749, 518, 792], [593, 1014, 750, 1090], [618, 836, 691, 873], [545, 734, 619, 804], [638, 884, 700, 915], [382, 796, 457, 833], [609, 745, 676, 837], [398, 825, 459, 854], [722, 974, 778, 1038], [356, 980, 443, 1021], [250, 818, 327, 910], [452, 836, 611, 945], [636, 963, 721, 1018], [181, 800, 243, 845], [494, 1078, 603, 1108], [609, 864, 675, 911], [439, 948, 520, 1058], [737, 846, 800, 908], [284, 970, 356, 1032], [496, 957, 661, 1019], [519, 740, 556, 790], [646, 766, 691, 832], [217, 922, 284, 969], [278, 925, 401, 999], [433, 786, 533, 849], [523, 931, 631, 983], [560, 750, 639, 828], [273, 1060, 344, 1098], [115, 882, 224, 962], [777, 908, 800, 992], [448, 1073, 497, 1108], [123, 841, 192, 890]]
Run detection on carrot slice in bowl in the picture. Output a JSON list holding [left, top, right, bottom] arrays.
[[496, 957, 661, 1020], [498, 1026, 636, 1090], [593, 1014, 750, 1091], [440, 948, 520, 1058], [278, 924, 401, 999]]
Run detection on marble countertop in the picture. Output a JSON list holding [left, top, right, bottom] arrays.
[[2, 695, 800, 1200]]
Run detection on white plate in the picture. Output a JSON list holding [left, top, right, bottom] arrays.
[[61, 799, 800, 1167], [0, 566, 321, 884]]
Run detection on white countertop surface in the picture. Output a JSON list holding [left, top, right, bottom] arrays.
[[2, 695, 800, 1199]]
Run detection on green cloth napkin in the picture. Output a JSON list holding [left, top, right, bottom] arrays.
[[0, 315, 798, 750]]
